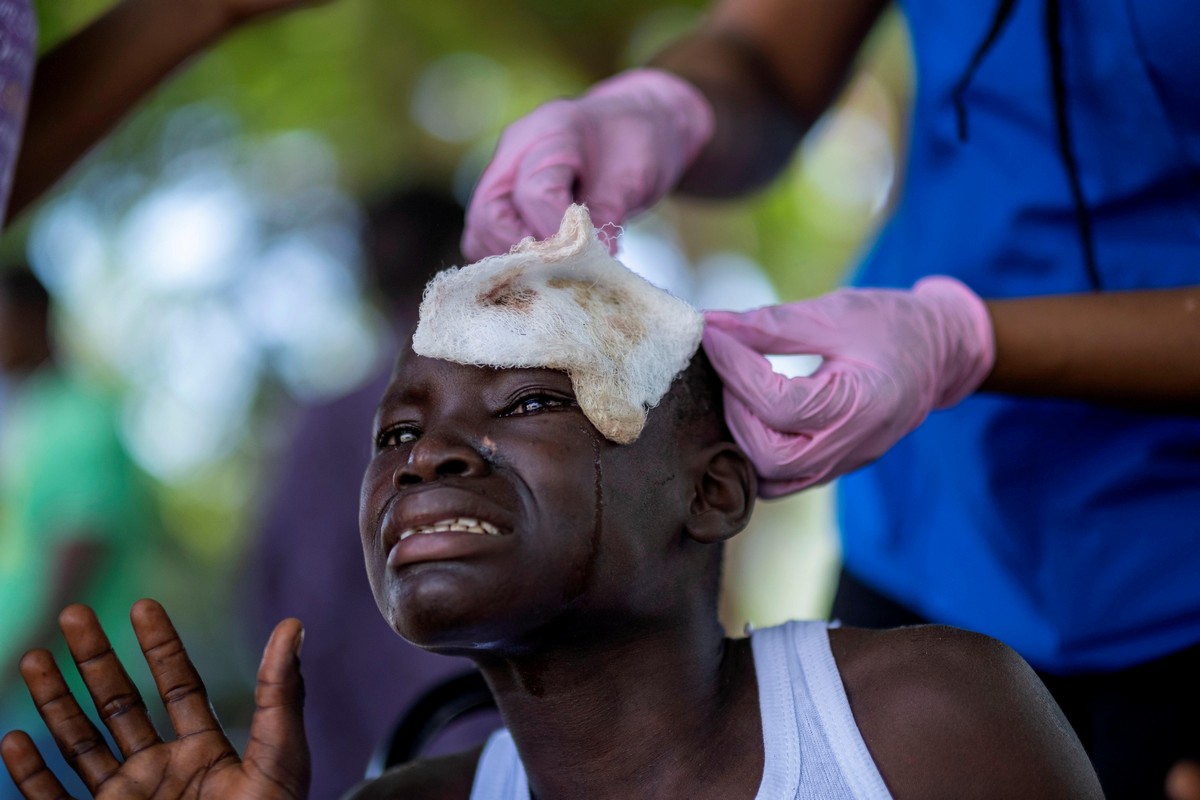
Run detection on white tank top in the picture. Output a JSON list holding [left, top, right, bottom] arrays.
[[468, 620, 894, 799]]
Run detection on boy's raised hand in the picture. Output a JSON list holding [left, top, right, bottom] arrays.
[[0, 601, 309, 800]]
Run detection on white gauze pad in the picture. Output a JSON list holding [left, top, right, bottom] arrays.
[[412, 205, 703, 444]]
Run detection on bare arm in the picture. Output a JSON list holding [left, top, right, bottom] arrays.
[[6, 0, 317, 223], [834, 626, 1104, 800], [650, 0, 889, 196], [983, 286, 1200, 412]]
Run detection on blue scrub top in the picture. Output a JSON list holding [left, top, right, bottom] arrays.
[[843, 0, 1200, 674]]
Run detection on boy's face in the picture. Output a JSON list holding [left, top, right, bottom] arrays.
[[360, 350, 702, 652]]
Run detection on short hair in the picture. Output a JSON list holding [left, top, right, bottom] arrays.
[[655, 348, 736, 607], [667, 347, 730, 443]]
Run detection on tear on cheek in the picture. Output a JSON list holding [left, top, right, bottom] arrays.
[[481, 436, 497, 457]]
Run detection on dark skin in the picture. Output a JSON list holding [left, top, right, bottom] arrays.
[[0, 286, 308, 791], [1169, 761, 1200, 800], [1, 350, 1103, 799], [355, 354, 764, 800], [0, 602, 307, 799], [653, 0, 1200, 413], [4, 0, 325, 225]]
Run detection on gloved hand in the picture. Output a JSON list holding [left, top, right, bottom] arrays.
[[702, 277, 995, 497], [463, 68, 714, 261]]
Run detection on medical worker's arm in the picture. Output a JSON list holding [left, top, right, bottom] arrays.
[[653, 0, 888, 196], [984, 287, 1200, 410], [704, 283, 1200, 496], [0, 601, 309, 800], [6, 0, 322, 223], [462, 0, 888, 259]]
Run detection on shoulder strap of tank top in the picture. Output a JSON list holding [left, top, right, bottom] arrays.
[[469, 728, 529, 800], [789, 620, 893, 800], [750, 623, 803, 798]]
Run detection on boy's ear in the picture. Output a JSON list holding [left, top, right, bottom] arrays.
[[686, 443, 757, 544]]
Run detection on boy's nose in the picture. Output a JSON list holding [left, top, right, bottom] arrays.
[[394, 432, 490, 485]]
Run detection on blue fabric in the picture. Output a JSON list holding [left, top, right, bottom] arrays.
[[842, 0, 1200, 673]]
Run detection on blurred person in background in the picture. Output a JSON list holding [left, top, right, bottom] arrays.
[[0, 0, 320, 225], [0, 268, 157, 800], [245, 186, 499, 799], [463, 1, 1200, 797]]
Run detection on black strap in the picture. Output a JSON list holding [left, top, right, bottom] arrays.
[[952, 0, 1020, 141]]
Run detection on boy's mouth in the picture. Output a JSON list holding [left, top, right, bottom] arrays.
[[398, 517, 503, 540], [381, 486, 516, 570]]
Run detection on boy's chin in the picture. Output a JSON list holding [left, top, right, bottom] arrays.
[[381, 574, 543, 655], [391, 609, 542, 657]]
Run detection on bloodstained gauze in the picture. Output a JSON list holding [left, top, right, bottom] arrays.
[[412, 204, 703, 444], [479, 271, 539, 310]]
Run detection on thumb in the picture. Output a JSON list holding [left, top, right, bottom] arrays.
[[704, 325, 847, 433], [511, 132, 585, 241], [243, 619, 309, 797]]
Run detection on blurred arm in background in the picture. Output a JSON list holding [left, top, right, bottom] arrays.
[[653, 0, 888, 197], [6, 0, 324, 223]]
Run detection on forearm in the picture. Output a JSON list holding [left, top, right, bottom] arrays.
[[651, 0, 888, 197], [983, 287, 1200, 413], [7, 0, 234, 221], [650, 31, 805, 196]]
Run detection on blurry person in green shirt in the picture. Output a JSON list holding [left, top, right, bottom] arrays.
[[0, 268, 157, 800]]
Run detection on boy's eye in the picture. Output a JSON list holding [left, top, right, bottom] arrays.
[[376, 426, 419, 449], [505, 394, 573, 416]]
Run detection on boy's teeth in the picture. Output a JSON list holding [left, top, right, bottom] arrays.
[[399, 517, 502, 540]]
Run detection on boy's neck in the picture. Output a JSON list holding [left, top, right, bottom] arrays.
[[471, 617, 764, 800]]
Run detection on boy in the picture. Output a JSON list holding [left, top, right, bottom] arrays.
[[1, 209, 1102, 799]]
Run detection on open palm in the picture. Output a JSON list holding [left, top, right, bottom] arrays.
[[1, 601, 309, 800]]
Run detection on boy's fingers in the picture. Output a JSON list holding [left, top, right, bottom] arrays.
[[1, 731, 70, 800], [243, 619, 309, 796], [58, 605, 161, 759], [18, 650, 120, 794], [129, 600, 226, 742]]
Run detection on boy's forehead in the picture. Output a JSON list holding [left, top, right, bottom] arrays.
[[387, 349, 573, 397], [410, 204, 703, 445]]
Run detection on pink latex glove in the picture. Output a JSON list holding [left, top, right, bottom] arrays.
[[463, 68, 714, 261], [703, 277, 995, 497]]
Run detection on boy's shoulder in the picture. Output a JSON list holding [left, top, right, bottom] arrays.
[[828, 624, 1102, 800], [340, 746, 483, 800]]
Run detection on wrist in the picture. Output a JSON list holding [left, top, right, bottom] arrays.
[[913, 276, 996, 408]]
